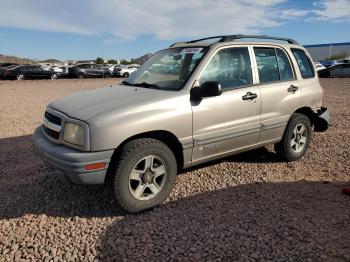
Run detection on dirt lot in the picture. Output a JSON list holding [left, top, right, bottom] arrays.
[[0, 78, 349, 261]]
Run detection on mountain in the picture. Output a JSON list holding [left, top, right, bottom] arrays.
[[38, 59, 62, 64]]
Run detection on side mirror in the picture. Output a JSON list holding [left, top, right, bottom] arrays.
[[190, 81, 222, 100]]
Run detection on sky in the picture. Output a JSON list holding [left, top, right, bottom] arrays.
[[0, 0, 349, 61]]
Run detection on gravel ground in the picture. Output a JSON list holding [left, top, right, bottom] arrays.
[[0, 78, 349, 261]]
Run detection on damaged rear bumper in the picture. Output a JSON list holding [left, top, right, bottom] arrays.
[[313, 107, 330, 132]]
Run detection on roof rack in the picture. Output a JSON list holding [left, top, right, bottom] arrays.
[[170, 35, 299, 47]]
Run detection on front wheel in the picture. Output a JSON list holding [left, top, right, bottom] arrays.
[[112, 138, 177, 213], [123, 72, 129, 78], [275, 113, 312, 162]]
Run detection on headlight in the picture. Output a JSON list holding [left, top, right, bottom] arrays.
[[64, 122, 85, 146]]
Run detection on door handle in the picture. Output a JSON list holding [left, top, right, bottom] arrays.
[[288, 85, 299, 93], [242, 92, 257, 101]]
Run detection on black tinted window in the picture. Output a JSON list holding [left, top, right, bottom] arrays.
[[254, 47, 280, 83], [292, 49, 315, 79], [199, 47, 252, 90]]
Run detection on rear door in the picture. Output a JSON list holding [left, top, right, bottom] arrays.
[[192, 46, 261, 163], [253, 46, 302, 143], [30, 66, 45, 78], [24, 66, 36, 78], [343, 64, 350, 77], [84, 64, 95, 76], [329, 65, 343, 77]]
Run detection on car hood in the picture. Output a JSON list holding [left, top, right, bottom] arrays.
[[49, 84, 177, 121]]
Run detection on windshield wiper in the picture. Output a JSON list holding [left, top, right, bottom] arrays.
[[133, 82, 164, 90]]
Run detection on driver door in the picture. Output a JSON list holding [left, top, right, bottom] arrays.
[[192, 46, 261, 163]]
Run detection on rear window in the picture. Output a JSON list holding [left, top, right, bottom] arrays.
[[291, 49, 315, 79]]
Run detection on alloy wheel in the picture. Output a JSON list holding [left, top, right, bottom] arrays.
[[290, 124, 307, 153], [128, 155, 167, 201]]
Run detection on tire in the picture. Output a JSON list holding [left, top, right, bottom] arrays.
[[123, 72, 129, 78], [104, 72, 111, 78], [16, 73, 25, 80], [51, 73, 58, 80], [112, 138, 177, 213], [275, 113, 312, 162], [78, 73, 85, 79]]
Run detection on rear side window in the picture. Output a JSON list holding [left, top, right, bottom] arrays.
[[199, 47, 252, 90], [291, 49, 315, 79], [254, 47, 294, 83], [276, 49, 294, 81], [254, 47, 280, 83]]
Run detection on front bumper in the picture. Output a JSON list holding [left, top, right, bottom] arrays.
[[314, 107, 330, 132], [33, 126, 114, 185]]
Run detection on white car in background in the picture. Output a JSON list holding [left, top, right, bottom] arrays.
[[104, 64, 118, 73], [50, 66, 64, 73], [114, 65, 139, 78], [314, 63, 326, 71]]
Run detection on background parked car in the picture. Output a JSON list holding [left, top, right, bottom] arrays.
[[114, 65, 138, 77], [320, 60, 339, 68], [0, 63, 18, 79], [318, 63, 350, 78], [3, 65, 60, 80], [103, 64, 119, 73], [68, 64, 112, 79]]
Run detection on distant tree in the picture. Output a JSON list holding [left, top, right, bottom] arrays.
[[130, 58, 138, 64], [96, 57, 104, 64], [108, 59, 119, 64], [120, 59, 131, 65]]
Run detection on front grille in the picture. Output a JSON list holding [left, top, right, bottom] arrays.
[[45, 111, 61, 125], [43, 111, 62, 140], [43, 125, 60, 139]]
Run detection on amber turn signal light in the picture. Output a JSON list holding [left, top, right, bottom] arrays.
[[84, 162, 106, 171]]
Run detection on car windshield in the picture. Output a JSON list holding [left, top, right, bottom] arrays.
[[124, 47, 208, 91]]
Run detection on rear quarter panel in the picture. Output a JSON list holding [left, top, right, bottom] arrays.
[[288, 46, 323, 109]]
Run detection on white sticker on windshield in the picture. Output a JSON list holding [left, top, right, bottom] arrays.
[[180, 48, 203, 54]]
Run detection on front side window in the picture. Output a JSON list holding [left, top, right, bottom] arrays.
[[254, 47, 280, 83], [125, 47, 208, 91], [291, 49, 315, 79], [198, 47, 252, 90]]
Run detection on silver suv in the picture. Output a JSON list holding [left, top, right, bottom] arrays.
[[34, 35, 330, 213]]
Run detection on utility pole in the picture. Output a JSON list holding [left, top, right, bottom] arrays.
[[328, 45, 333, 60]]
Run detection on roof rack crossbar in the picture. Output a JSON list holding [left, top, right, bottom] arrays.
[[170, 34, 299, 47], [220, 35, 299, 45]]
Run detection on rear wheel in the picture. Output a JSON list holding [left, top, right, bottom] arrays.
[[50, 73, 58, 80], [123, 72, 129, 78], [275, 113, 312, 162], [112, 138, 177, 213], [104, 72, 111, 78], [78, 73, 85, 79], [16, 73, 25, 80]]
